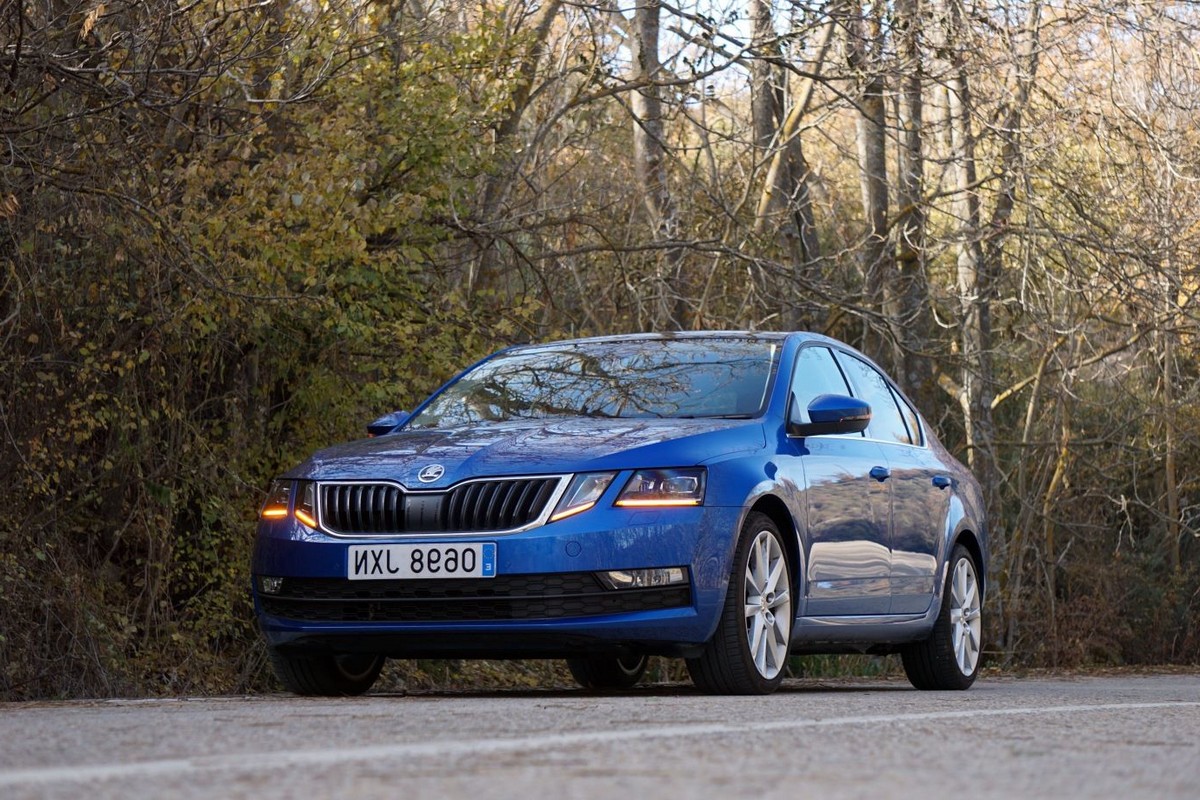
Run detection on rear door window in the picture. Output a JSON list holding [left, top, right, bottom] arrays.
[[835, 353, 915, 445]]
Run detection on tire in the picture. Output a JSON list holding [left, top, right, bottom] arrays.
[[268, 648, 385, 696], [902, 543, 983, 690], [566, 654, 648, 690], [687, 512, 793, 695]]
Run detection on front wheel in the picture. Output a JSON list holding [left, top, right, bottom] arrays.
[[901, 543, 982, 690], [687, 512, 793, 694], [566, 654, 648, 690], [268, 649, 384, 696]]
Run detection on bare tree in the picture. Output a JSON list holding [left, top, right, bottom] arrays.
[[890, 0, 934, 398], [847, 2, 893, 353], [628, 0, 689, 328], [929, 0, 996, 509]]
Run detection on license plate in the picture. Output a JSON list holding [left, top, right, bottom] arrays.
[[347, 543, 496, 581]]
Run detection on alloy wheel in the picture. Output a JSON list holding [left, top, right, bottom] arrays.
[[949, 557, 982, 675], [743, 529, 792, 679]]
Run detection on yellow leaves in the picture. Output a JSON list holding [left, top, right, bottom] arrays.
[[80, 3, 106, 41]]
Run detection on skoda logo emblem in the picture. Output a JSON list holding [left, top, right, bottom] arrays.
[[417, 464, 445, 483]]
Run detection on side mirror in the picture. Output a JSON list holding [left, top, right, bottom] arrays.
[[787, 394, 870, 437], [367, 410, 410, 437]]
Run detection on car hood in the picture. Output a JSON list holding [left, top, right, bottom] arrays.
[[286, 417, 765, 487]]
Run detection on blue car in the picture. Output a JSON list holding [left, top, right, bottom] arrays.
[[253, 332, 987, 695]]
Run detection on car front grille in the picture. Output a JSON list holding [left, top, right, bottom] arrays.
[[320, 483, 404, 534], [258, 573, 692, 623], [318, 477, 561, 535]]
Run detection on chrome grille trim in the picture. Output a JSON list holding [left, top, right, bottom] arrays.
[[315, 475, 568, 538]]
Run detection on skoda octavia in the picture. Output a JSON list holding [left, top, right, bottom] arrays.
[[253, 332, 987, 694]]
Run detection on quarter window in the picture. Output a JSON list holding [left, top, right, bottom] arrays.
[[892, 387, 922, 446]]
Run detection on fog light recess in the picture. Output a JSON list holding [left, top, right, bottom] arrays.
[[259, 576, 284, 595], [596, 567, 688, 590]]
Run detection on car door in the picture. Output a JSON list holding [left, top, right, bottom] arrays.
[[782, 345, 892, 616], [833, 353, 949, 615], [881, 389, 951, 613]]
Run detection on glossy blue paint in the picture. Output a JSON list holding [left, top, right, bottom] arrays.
[[252, 331, 987, 661]]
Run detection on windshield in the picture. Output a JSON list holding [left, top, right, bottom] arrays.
[[407, 338, 780, 430]]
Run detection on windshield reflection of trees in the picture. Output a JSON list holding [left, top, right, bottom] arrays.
[[412, 343, 775, 428]]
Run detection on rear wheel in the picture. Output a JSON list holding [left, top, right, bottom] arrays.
[[687, 512, 793, 694], [566, 654, 648, 690], [268, 649, 384, 696], [901, 543, 982, 690]]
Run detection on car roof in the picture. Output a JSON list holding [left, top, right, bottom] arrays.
[[506, 331, 805, 351]]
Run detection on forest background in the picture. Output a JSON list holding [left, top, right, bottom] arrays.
[[2, 0, 1198, 699]]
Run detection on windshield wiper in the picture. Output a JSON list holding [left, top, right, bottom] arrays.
[[675, 413, 755, 419]]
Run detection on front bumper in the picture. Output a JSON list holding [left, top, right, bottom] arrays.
[[252, 504, 743, 657]]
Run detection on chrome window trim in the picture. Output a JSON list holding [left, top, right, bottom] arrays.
[[313, 475, 571, 539], [857, 435, 930, 451], [789, 432, 929, 451]]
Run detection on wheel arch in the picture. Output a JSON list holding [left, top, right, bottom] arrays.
[[951, 528, 986, 597], [941, 487, 988, 602], [745, 493, 803, 598]]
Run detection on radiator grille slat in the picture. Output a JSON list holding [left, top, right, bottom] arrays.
[[530, 481, 556, 522], [318, 478, 560, 535], [483, 482, 504, 528], [364, 486, 373, 532], [475, 483, 497, 529], [388, 488, 401, 533], [505, 481, 533, 529], [497, 481, 520, 527]]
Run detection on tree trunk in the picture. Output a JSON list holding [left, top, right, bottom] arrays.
[[471, 0, 564, 294], [984, 1, 1041, 268], [753, 6, 839, 231], [935, 0, 996, 511], [890, 0, 932, 397], [752, 3, 839, 290], [749, 0, 781, 153], [750, 0, 822, 328], [1161, 228, 1182, 574], [629, 0, 688, 329], [847, 3, 892, 350]]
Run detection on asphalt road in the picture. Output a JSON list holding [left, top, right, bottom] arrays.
[[1, 673, 1197, 799]]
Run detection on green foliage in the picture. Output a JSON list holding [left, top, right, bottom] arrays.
[[0, 3, 540, 699]]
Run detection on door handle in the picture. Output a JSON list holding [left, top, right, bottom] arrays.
[[869, 466, 890, 482], [932, 475, 952, 489]]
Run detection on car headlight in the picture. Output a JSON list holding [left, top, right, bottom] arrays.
[[259, 479, 317, 529], [260, 480, 292, 519], [294, 480, 317, 528], [549, 472, 616, 521], [615, 468, 706, 507]]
